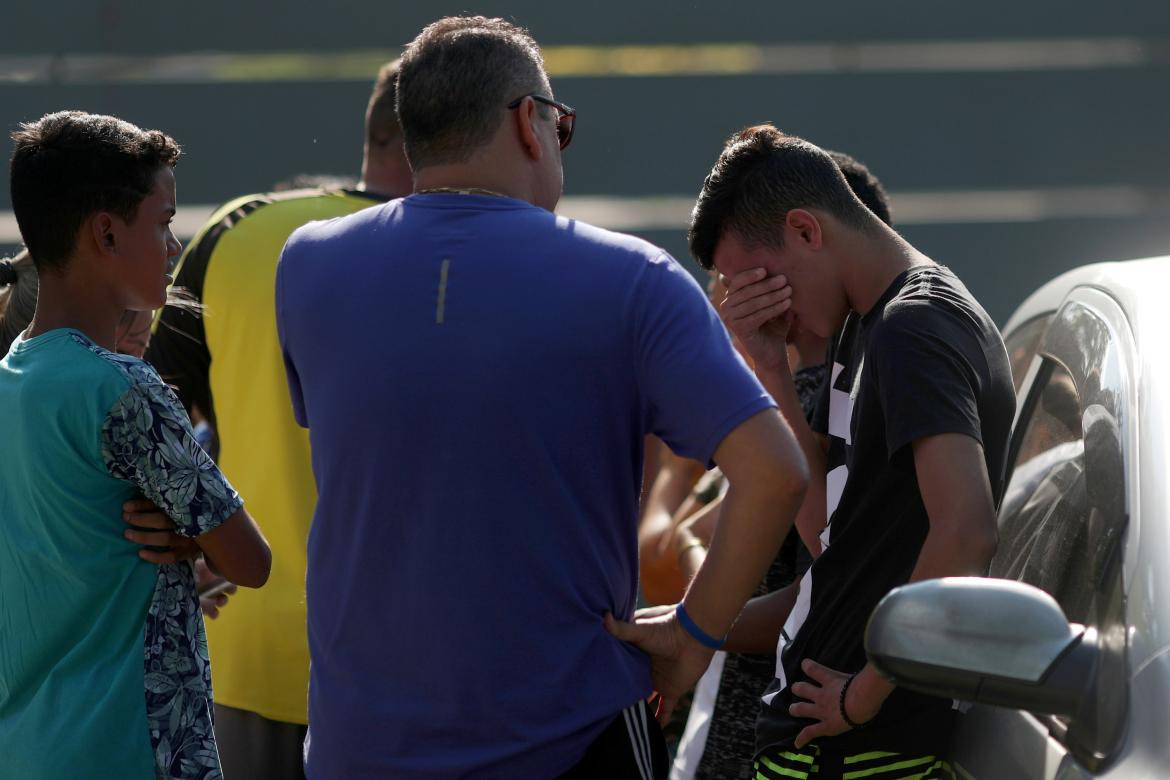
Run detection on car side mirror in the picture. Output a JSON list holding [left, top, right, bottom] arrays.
[[865, 577, 1096, 717]]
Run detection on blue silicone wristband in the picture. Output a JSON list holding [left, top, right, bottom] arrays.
[[675, 602, 725, 650]]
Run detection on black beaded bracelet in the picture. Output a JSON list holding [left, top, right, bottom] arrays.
[[839, 673, 869, 729]]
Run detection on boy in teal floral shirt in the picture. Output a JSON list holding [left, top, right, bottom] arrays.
[[0, 111, 271, 778]]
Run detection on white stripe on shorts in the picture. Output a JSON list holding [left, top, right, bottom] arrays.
[[622, 705, 652, 780]]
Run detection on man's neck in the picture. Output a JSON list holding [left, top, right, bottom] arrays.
[[359, 168, 410, 200], [26, 268, 122, 350], [841, 228, 932, 318], [413, 160, 531, 204]]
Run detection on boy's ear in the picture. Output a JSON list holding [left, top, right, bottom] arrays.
[[785, 209, 823, 251], [89, 212, 117, 255]]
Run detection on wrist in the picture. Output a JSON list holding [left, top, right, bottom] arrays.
[[839, 673, 868, 729], [842, 665, 890, 728], [675, 602, 726, 650], [675, 535, 705, 562], [754, 358, 793, 381]]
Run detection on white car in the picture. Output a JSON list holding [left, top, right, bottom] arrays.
[[865, 256, 1170, 778]]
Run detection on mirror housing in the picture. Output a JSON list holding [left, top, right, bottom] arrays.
[[865, 577, 1096, 717]]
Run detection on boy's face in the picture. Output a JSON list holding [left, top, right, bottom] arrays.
[[115, 166, 181, 310], [712, 229, 847, 340]]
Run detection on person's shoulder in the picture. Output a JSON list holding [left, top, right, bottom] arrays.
[[551, 214, 666, 261], [284, 195, 395, 253], [539, 214, 684, 290], [49, 332, 168, 407], [70, 334, 167, 391], [872, 264, 992, 338], [210, 188, 382, 246], [253, 187, 384, 229]]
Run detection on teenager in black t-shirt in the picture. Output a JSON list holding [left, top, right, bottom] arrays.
[[615, 126, 1015, 779]]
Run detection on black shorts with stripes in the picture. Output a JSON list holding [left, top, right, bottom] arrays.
[[558, 701, 668, 780]]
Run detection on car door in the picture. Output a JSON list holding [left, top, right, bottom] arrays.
[[950, 288, 1133, 779]]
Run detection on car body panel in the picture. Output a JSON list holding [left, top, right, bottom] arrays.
[[950, 255, 1170, 777]]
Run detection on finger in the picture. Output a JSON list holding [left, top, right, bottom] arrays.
[[656, 695, 677, 726], [789, 681, 821, 701], [722, 267, 765, 294], [794, 723, 828, 749], [730, 301, 792, 334], [725, 268, 787, 296], [720, 281, 791, 315], [788, 701, 821, 719], [604, 613, 638, 642], [124, 510, 175, 530], [221, 583, 238, 596], [124, 528, 177, 547], [721, 285, 793, 321], [139, 548, 182, 565], [200, 600, 220, 619], [802, 658, 831, 683], [632, 604, 675, 621], [122, 497, 160, 514]]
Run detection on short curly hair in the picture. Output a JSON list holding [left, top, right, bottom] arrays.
[[10, 111, 181, 272]]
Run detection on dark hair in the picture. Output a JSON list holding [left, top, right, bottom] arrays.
[[826, 150, 892, 227], [366, 59, 403, 149], [9, 111, 181, 272], [0, 250, 38, 354], [397, 16, 549, 169], [689, 125, 879, 270]]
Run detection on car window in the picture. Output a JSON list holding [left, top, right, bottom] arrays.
[[989, 299, 1131, 769], [991, 361, 1091, 622], [1004, 314, 1052, 393], [992, 359, 1126, 628]]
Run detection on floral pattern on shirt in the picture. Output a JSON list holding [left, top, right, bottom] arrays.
[[76, 334, 242, 779]]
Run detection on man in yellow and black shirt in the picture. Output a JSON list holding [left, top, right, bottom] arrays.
[[146, 60, 412, 780]]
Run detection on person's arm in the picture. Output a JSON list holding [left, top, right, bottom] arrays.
[[721, 580, 801, 654], [121, 494, 271, 589], [195, 558, 237, 618], [718, 269, 828, 556], [787, 432, 998, 747], [607, 253, 807, 722], [120, 502, 247, 613], [106, 378, 271, 589], [608, 409, 808, 722], [639, 449, 706, 605], [752, 364, 829, 557], [191, 507, 271, 587], [673, 491, 722, 547], [644, 483, 726, 605]]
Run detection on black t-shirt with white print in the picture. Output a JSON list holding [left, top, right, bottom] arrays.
[[755, 264, 1016, 757]]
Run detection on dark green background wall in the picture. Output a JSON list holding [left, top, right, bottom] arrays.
[[4, 1, 1170, 323]]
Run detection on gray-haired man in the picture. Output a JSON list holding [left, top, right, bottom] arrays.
[[277, 17, 807, 778]]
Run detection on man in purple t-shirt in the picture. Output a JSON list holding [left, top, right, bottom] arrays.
[[276, 16, 807, 779]]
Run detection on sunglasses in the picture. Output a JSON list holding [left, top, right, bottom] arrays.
[[507, 94, 576, 151]]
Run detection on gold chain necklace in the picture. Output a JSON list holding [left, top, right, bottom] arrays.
[[415, 186, 512, 198]]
